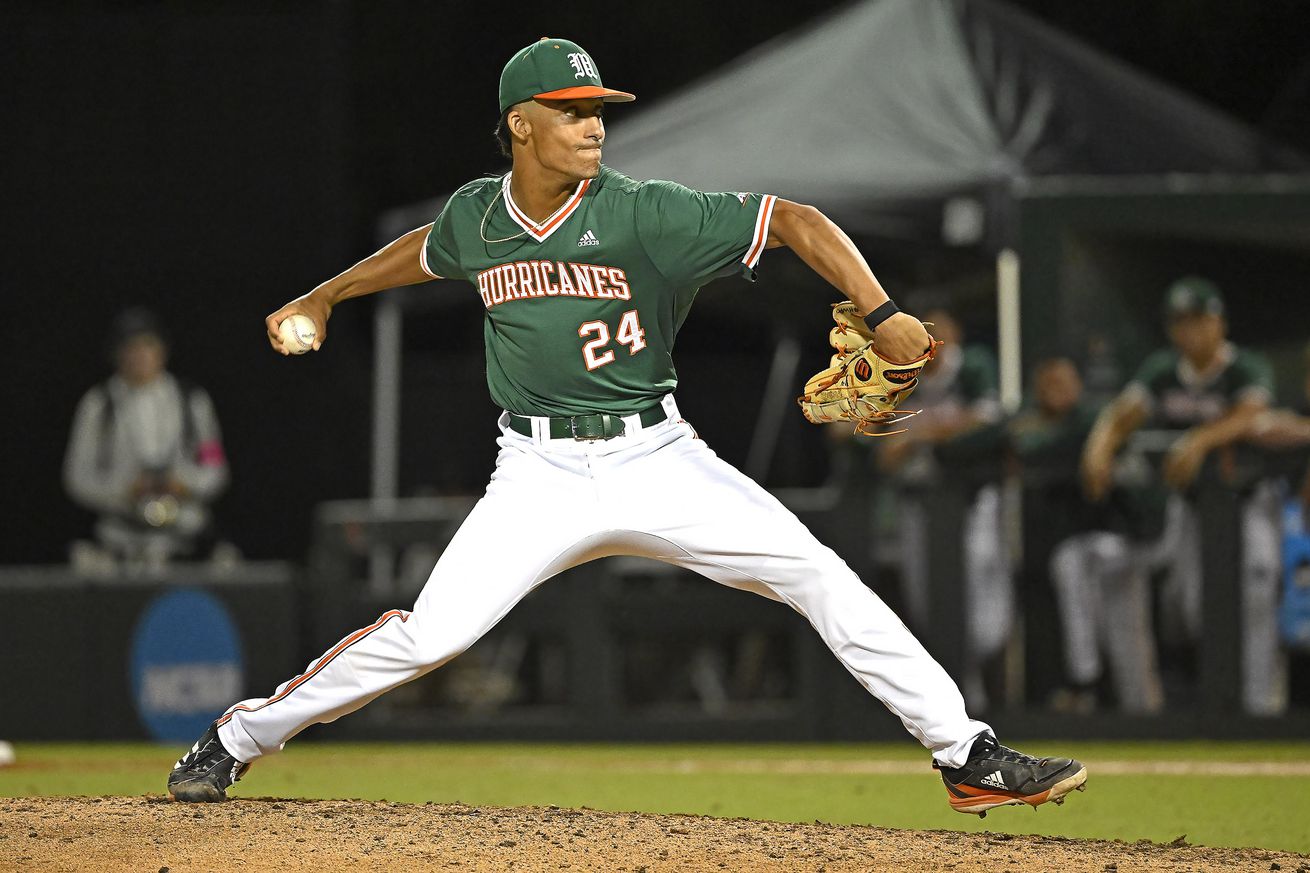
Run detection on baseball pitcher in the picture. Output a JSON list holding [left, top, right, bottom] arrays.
[[168, 38, 1086, 816]]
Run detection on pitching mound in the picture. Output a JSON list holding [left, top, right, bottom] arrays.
[[2, 796, 1305, 872]]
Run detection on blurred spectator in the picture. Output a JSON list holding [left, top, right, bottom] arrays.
[[1015, 358, 1164, 714], [1081, 332, 1123, 408], [1251, 341, 1310, 512], [1081, 277, 1284, 715], [63, 308, 230, 573], [877, 307, 1011, 709]]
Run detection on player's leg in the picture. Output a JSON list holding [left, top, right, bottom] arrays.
[[169, 429, 606, 799], [1048, 533, 1105, 696], [615, 422, 1084, 814], [1159, 495, 1202, 641], [1088, 534, 1163, 714], [1240, 482, 1286, 715], [614, 422, 983, 763], [961, 484, 1014, 709]]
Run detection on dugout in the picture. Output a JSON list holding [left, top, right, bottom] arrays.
[[1008, 174, 1310, 710]]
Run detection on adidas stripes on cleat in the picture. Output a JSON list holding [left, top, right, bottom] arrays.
[[167, 721, 249, 803], [934, 733, 1087, 817]]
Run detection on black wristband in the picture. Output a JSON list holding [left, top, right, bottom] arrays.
[[866, 299, 899, 328]]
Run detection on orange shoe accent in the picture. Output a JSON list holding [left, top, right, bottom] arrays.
[[946, 766, 1087, 815]]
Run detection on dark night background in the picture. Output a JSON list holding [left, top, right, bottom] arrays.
[[4, 0, 1309, 564]]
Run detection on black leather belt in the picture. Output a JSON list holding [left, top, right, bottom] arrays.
[[507, 404, 668, 440]]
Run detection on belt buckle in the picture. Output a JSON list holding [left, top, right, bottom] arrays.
[[570, 414, 624, 441], [570, 416, 602, 441]]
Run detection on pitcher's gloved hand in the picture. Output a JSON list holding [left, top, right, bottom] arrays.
[[797, 302, 940, 436]]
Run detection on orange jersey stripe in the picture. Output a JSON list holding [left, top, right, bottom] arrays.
[[217, 610, 410, 727], [743, 195, 777, 268], [505, 178, 591, 240], [537, 178, 591, 236]]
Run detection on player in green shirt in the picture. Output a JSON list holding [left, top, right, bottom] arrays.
[[168, 38, 1085, 815], [1026, 358, 1166, 714], [1082, 277, 1284, 714]]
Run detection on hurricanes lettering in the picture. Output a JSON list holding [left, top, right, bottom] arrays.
[[476, 261, 633, 309]]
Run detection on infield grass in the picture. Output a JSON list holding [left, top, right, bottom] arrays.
[[2, 741, 1308, 853]]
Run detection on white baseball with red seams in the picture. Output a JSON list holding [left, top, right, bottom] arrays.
[[215, 394, 990, 768], [277, 314, 317, 354]]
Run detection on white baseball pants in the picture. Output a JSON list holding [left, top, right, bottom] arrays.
[[1049, 531, 1163, 713], [1158, 487, 1286, 715], [218, 397, 990, 766], [1048, 484, 1285, 716]]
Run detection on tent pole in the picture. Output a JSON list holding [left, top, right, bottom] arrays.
[[996, 247, 1026, 704], [371, 296, 402, 501], [746, 334, 802, 482], [996, 248, 1022, 414]]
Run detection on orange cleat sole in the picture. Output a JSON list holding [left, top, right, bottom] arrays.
[[947, 766, 1088, 817]]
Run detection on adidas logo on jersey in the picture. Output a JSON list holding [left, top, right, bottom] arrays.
[[979, 770, 1007, 790], [577, 229, 600, 247]]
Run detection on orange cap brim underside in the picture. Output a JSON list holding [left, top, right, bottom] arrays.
[[534, 85, 636, 103]]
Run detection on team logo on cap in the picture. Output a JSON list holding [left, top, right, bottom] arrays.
[[568, 52, 598, 79]]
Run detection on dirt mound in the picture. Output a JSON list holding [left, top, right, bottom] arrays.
[[1, 796, 1304, 872]]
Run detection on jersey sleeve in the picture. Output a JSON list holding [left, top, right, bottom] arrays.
[[635, 180, 777, 284], [1120, 349, 1175, 413], [421, 197, 468, 281], [1231, 349, 1275, 406]]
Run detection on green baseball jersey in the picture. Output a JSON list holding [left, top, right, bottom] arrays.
[[1124, 343, 1274, 428], [422, 165, 777, 416]]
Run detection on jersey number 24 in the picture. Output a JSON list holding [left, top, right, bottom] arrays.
[[578, 310, 646, 370]]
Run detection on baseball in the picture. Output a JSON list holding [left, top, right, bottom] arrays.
[[278, 314, 317, 354], [0, 740, 15, 767]]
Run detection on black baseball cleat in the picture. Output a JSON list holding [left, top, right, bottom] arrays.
[[934, 733, 1087, 817], [167, 721, 249, 802]]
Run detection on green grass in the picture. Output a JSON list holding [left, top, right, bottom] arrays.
[[3, 741, 1308, 853]]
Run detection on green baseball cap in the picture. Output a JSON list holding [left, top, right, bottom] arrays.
[[1164, 276, 1225, 319], [499, 38, 635, 115]]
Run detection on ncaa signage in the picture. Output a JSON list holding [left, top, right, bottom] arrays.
[[129, 589, 243, 741]]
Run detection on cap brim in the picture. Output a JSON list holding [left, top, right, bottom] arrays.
[[533, 86, 636, 103]]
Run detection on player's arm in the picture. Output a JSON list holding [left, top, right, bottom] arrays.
[[169, 389, 229, 501], [1251, 408, 1310, 449], [1162, 396, 1269, 488], [1080, 392, 1149, 501], [265, 223, 435, 355], [765, 200, 930, 362], [63, 390, 131, 514]]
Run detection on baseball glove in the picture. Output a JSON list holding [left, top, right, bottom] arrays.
[[796, 302, 940, 436]]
